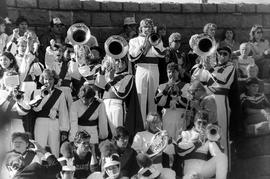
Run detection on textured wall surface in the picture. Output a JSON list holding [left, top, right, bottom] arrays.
[[5, 0, 270, 46]]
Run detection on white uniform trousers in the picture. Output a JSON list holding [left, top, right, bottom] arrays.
[[103, 99, 124, 137], [135, 64, 159, 128], [34, 117, 60, 157], [162, 108, 186, 141], [59, 86, 73, 110], [215, 94, 231, 169]]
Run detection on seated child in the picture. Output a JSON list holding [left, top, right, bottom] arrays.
[[235, 43, 255, 78], [240, 77, 270, 136], [246, 64, 264, 93]]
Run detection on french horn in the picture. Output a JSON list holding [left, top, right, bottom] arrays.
[[146, 130, 169, 158], [104, 35, 129, 59]]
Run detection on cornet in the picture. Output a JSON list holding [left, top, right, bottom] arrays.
[[104, 35, 129, 59]]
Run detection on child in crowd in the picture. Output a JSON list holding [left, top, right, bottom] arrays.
[[240, 78, 270, 136], [246, 64, 264, 93], [235, 43, 255, 78], [0, 17, 8, 54]]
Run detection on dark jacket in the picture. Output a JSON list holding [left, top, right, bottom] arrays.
[[13, 154, 61, 179]]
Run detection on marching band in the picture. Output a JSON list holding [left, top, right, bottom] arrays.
[[2, 13, 269, 179]]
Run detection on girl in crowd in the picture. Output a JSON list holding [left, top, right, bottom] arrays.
[[219, 28, 240, 53], [249, 24, 270, 78], [0, 17, 8, 54], [31, 69, 69, 157], [246, 64, 264, 93], [128, 18, 166, 125], [7, 16, 39, 56]]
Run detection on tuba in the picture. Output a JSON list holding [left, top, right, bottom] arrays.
[[189, 33, 217, 57], [146, 130, 169, 158], [148, 33, 161, 46], [67, 23, 91, 45], [205, 124, 221, 142], [104, 35, 129, 59]]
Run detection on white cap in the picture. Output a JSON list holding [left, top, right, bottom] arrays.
[[52, 17, 62, 25], [123, 17, 136, 25]]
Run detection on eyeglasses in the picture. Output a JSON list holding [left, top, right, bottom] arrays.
[[219, 52, 229, 56], [256, 31, 263, 34], [196, 120, 208, 126], [173, 40, 181, 43]]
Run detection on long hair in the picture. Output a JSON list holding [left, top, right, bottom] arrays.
[[39, 69, 59, 85], [0, 52, 19, 79], [249, 24, 264, 42]]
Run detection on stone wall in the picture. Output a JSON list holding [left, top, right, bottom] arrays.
[[5, 0, 270, 46]]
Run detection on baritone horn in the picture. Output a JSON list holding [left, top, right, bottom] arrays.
[[190, 33, 217, 57], [205, 124, 221, 142], [67, 23, 91, 45], [104, 35, 129, 59]]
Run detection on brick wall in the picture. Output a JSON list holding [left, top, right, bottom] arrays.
[[5, 0, 270, 46]]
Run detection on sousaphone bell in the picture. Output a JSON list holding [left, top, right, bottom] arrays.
[[104, 35, 129, 59]]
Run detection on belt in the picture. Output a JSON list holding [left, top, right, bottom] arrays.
[[78, 119, 98, 126], [184, 152, 208, 161], [208, 87, 229, 95], [60, 79, 71, 87], [136, 57, 159, 64]]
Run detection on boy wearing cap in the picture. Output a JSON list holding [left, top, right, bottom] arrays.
[[128, 18, 166, 126], [241, 77, 270, 136], [120, 17, 138, 42]]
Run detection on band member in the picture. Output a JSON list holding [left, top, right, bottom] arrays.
[[131, 112, 174, 173], [101, 56, 143, 139], [188, 80, 217, 124], [128, 18, 166, 126], [31, 69, 69, 157], [155, 62, 188, 141], [88, 142, 122, 179], [3, 139, 61, 179], [45, 43, 76, 109], [112, 126, 140, 178], [175, 111, 228, 179], [69, 84, 107, 144], [132, 153, 176, 179], [204, 46, 240, 169]]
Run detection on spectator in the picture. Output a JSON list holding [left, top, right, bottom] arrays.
[[119, 17, 138, 42], [249, 24, 270, 78], [39, 17, 66, 65], [240, 78, 270, 136], [7, 16, 39, 56], [246, 64, 264, 93], [235, 43, 255, 78], [0, 17, 8, 54], [219, 28, 240, 53]]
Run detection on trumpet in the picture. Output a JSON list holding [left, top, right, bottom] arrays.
[[148, 33, 161, 46], [104, 35, 129, 59], [205, 124, 221, 142], [189, 33, 217, 57]]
